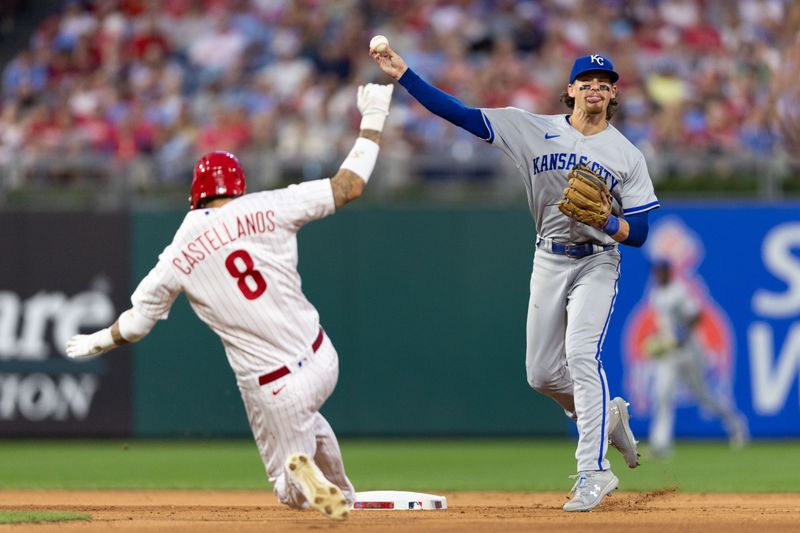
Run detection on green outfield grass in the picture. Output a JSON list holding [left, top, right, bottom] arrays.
[[0, 439, 797, 493], [0, 512, 90, 524]]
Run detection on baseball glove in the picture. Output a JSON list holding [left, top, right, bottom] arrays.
[[643, 334, 678, 359], [558, 165, 612, 227]]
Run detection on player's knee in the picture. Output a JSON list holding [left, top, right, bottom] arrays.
[[527, 372, 558, 393]]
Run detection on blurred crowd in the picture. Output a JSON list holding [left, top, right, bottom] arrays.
[[0, 0, 796, 195], [0, 1, 22, 35]]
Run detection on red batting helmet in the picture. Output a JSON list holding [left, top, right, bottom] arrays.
[[189, 151, 246, 209]]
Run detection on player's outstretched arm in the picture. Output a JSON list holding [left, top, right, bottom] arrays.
[[65, 308, 157, 359], [369, 37, 408, 81], [369, 37, 491, 141], [330, 84, 393, 208]]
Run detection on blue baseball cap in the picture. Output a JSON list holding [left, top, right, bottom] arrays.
[[569, 54, 619, 84]]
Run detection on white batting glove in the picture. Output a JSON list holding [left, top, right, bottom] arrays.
[[357, 83, 394, 133], [66, 329, 114, 359]]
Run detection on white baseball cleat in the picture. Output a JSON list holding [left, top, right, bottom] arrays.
[[608, 397, 640, 468], [286, 453, 349, 520], [563, 469, 619, 512]]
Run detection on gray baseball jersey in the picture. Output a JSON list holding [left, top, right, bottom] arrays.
[[650, 279, 700, 343], [480, 108, 659, 242], [647, 279, 746, 453], [478, 108, 659, 473]]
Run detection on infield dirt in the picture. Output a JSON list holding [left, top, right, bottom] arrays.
[[0, 490, 798, 532]]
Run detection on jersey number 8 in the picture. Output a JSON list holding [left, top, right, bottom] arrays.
[[225, 250, 267, 300]]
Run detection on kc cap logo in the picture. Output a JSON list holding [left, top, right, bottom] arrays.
[[569, 54, 619, 84]]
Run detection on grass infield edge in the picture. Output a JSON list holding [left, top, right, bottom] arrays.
[[0, 511, 92, 524]]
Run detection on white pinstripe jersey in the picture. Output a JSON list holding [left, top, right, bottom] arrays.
[[130, 179, 335, 382]]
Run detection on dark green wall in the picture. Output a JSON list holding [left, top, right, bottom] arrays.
[[131, 212, 247, 437], [131, 207, 567, 437]]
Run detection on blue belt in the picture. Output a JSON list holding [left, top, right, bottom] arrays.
[[537, 238, 615, 259]]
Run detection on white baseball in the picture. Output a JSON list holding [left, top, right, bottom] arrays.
[[370, 35, 389, 54]]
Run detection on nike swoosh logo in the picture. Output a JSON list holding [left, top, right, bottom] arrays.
[[272, 385, 286, 396], [545, 133, 560, 140]]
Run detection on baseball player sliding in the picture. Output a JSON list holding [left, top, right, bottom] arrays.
[[371, 39, 658, 511], [65, 83, 395, 521]]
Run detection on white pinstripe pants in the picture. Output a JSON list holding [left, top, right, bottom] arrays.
[[238, 333, 355, 508]]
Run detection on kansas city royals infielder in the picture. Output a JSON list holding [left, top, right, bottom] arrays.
[[645, 260, 749, 457], [65, 83, 394, 521], [372, 44, 657, 511]]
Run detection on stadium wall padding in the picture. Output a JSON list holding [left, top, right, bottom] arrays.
[[0, 213, 133, 436], [130, 207, 567, 437], [6, 203, 798, 438], [609, 205, 800, 439]]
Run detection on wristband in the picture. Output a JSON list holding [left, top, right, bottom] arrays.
[[118, 308, 156, 342], [602, 215, 620, 236], [91, 327, 116, 351], [360, 113, 386, 133], [339, 137, 379, 183]]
